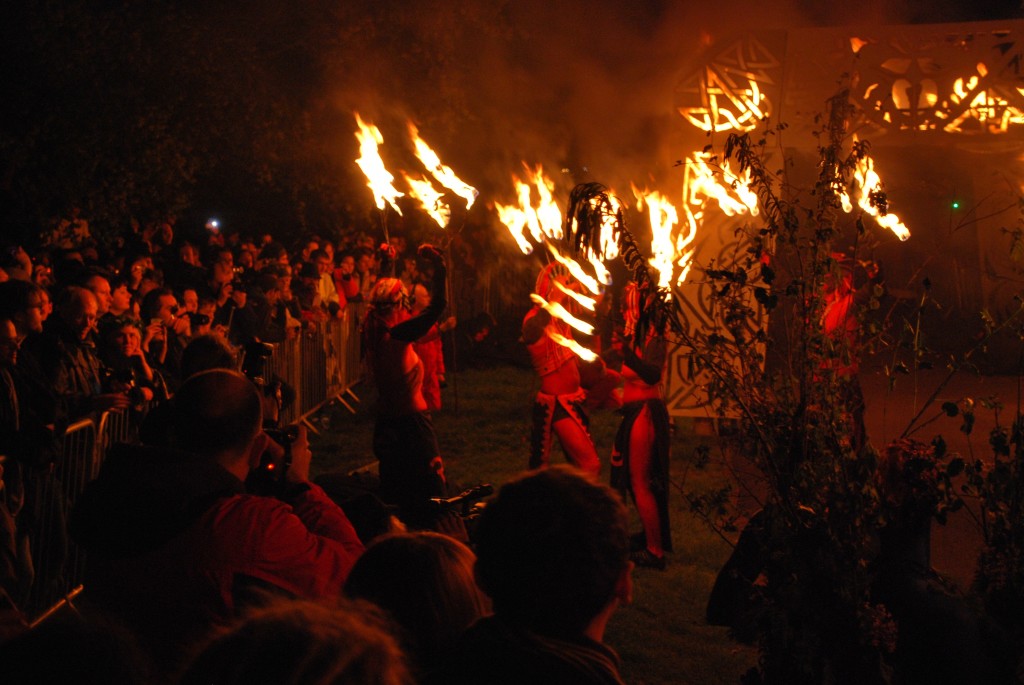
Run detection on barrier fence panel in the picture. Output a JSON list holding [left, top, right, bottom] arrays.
[[24, 419, 95, 618]]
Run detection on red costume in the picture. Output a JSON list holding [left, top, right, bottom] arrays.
[[523, 264, 600, 477], [68, 444, 364, 670]]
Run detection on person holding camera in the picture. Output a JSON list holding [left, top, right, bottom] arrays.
[[69, 369, 365, 674]]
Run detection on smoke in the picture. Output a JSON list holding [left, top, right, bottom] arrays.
[[318, 0, 1023, 211]]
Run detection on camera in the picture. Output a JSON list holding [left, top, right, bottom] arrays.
[[248, 424, 299, 497], [429, 483, 493, 532], [187, 312, 211, 328]]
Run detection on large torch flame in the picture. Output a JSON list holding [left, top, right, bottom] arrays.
[[634, 187, 680, 295], [495, 164, 565, 253], [408, 123, 480, 210], [354, 113, 404, 215]]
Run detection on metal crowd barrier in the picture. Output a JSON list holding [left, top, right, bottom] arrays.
[[269, 311, 362, 430], [19, 315, 363, 621]]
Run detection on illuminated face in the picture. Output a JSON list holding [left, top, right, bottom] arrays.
[[156, 294, 179, 326], [0, 320, 18, 367], [20, 293, 45, 334], [38, 290, 53, 323], [315, 256, 332, 275], [115, 325, 142, 357], [87, 276, 113, 315], [111, 284, 131, 313], [412, 283, 430, 312], [182, 289, 199, 313], [66, 292, 99, 340]]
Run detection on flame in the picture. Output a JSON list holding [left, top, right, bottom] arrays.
[[495, 164, 564, 254], [553, 279, 596, 311], [682, 152, 758, 217], [401, 172, 451, 229], [547, 244, 602, 295], [840, 140, 911, 241], [633, 188, 680, 295], [547, 330, 598, 362], [408, 123, 479, 210], [530, 294, 594, 335], [353, 113, 404, 215]]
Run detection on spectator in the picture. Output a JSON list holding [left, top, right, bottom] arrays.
[[20, 286, 130, 420], [345, 531, 489, 680], [69, 369, 364, 672], [106, 275, 134, 320], [434, 466, 632, 685], [312, 248, 344, 318], [178, 598, 413, 685], [140, 287, 191, 389], [83, 271, 114, 319]]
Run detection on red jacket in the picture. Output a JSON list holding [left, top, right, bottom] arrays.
[[70, 444, 364, 670]]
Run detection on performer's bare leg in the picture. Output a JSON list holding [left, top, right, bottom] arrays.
[[553, 417, 600, 479], [628, 405, 663, 556]]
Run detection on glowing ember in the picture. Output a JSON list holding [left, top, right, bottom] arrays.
[[401, 172, 451, 229], [408, 123, 480, 210], [547, 330, 598, 362], [353, 113, 404, 215]]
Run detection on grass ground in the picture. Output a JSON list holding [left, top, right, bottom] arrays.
[[310, 364, 758, 685]]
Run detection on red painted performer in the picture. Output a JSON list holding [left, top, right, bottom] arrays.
[[610, 282, 672, 569], [411, 281, 455, 413], [522, 263, 600, 478], [361, 244, 448, 525]]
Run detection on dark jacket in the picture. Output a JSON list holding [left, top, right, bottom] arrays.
[[432, 616, 626, 685], [69, 444, 364, 669]]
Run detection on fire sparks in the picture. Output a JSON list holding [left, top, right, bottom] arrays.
[[408, 123, 479, 210], [353, 113, 404, 215]]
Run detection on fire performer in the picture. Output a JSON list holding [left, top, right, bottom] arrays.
[[361, 243, 448, 525], [522, 263, 600, 478], [610, 282, 672, 569]]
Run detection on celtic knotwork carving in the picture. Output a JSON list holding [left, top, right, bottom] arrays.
[[675, 35, 782, 133]]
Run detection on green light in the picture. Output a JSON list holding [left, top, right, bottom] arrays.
[[952, 201, 960, 209]]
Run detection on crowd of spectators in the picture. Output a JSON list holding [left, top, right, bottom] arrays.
[[0, 216, 637, 684]]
